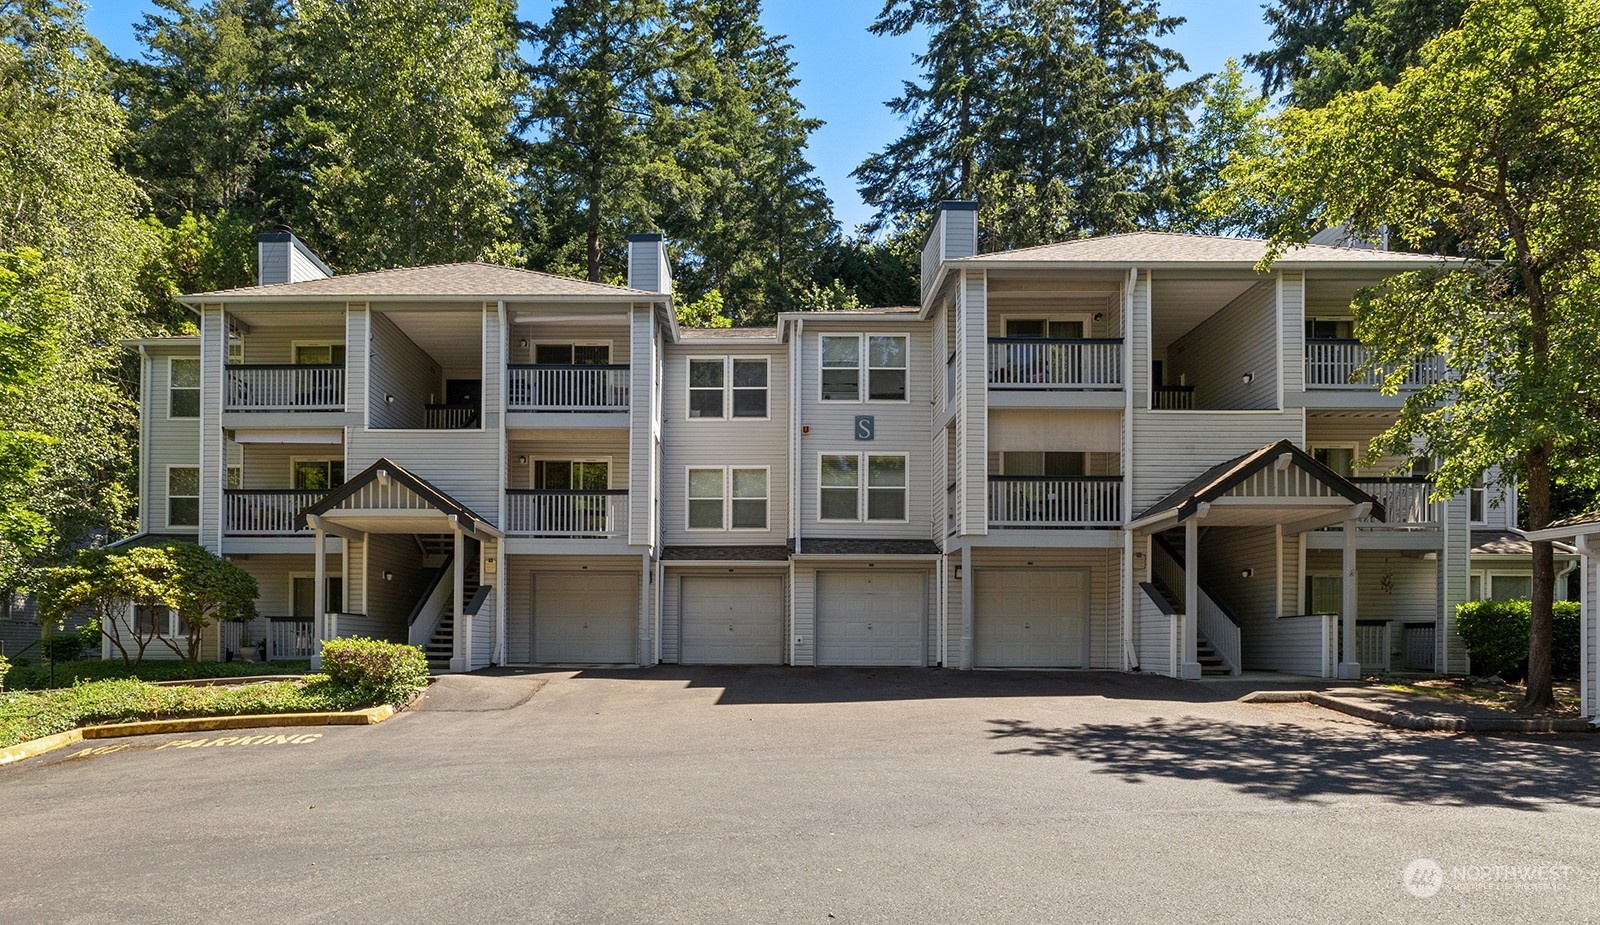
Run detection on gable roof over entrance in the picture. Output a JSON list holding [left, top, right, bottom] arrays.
[[294, 458, 501, 537], [1128, 440, 1387, 533]]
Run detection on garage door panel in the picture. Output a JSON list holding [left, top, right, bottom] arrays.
[[534, 572, 637, 663], [816, 571, 927, 667], [974, 569, 1086, 668], [681, 576, 784, 665]]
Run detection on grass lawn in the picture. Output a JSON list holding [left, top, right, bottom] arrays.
[[2, 659, 311, 692], [0, 676, 382, 749], [1376, 675, 1583, 716]]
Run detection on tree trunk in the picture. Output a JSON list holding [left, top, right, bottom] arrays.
[[1524, 444, 1555, 710]]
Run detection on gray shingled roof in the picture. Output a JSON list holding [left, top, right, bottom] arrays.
[[182, 262, 661, 301], [1472, 530, 1577, 556], [790, 538, 942, 556], [662, 545, 791, 561], [1133, 439, 1385, 525], [952, 232, 1463, 267], [679, 327, 781, 342]]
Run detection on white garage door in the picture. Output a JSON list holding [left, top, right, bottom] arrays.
[[533, 571, 637, 664], [680, 576, 784, 665], [815, 571, 926, 667], [974, 569, 1087, 668]]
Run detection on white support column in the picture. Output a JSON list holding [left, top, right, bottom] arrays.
[[959, 544, 974, 669], [449, 525, 466, 672], [1180, 517, 1202, 679], [638, 552, 651, 667], [311, 527, 328, 670], [1338, 517, 1362, 680]]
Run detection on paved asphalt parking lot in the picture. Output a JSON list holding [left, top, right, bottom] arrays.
[[4, 667, 1599, 924]]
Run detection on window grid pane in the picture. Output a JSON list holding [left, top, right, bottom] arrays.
[[688, 468, 724, 499], [689, 359, 726, 418], [867, 336, 908, 401]]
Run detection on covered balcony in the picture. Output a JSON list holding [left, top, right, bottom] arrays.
[[507, 364, 630, 412], [223, 444, 343, 536], [988, 475, 1122, 528], [221, 310, 347, 413], [982, 275, 1124, 395], [506, 315, 633, 416], [505, 489, 628, 537], [503, 436, 630, 538], [1304, 338, 1443, 390]]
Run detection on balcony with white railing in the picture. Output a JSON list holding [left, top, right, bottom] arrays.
[[987, 339, 1123, 390], [225, 364, 345, 411], [505, 489, 628, 537], [987, 476, 1123, 528], [1337, 477, 1440, 529], [507, 365, 631, 412], [1304, 339, 1443, 390], [224, 489, 329, 535]]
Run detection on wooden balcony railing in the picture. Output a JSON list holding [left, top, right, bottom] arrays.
[[224, 489, 328, 535], [507, 364, 631, 411], [225, 364, 344, 411], [1304, 339, 1443, 389], [987, 476, 1122, 528], [506, 489, 628, 537], [987, 339, 1123, 389]]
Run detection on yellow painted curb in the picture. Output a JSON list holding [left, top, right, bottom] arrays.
[[0, 729, 83, 766], [1, 704, 399, 765]]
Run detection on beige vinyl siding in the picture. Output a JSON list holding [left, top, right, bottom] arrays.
[[367, 311, 441, 429], [471, 594, 494, 669], [629, 306, 654, 546], [503, 554, 640, 664], [236, 554, 344, 619], [660, 342, 788, 545], [969, 547, 1121, 668], [1441, 490, 1472, 673], [1281, 532, 1301, 616], [198, 304, 227, 550], [1135, 593, 1173, 676], [482, 303, 502, 428], [957, 272, 987, 535], [797, 320, 934, 539], [507, 320, 628, 365], [1167, 280, 1278, 410], [1307, 549, 1437, 666], [1279, 272, 1305, 395], [346, 303, 369, 423], [507, 434, 630, 488], [363, 534, 432, 640], [658, 567, 789, 664], [238, 443, 345, 489], [1304, 416, 1412, 476], [345, 428, 501, 524], [1128, 410, 1305, 512], [142, 344, 202, 534], [235, 318, 344, 365]]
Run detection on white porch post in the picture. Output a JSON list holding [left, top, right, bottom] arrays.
[[311, 526, 327, 670], [1337, 516, 1362, 680], [449, 525, 467, 672], [1180, 517, 1202, 679], [959, 544, 974, 669]]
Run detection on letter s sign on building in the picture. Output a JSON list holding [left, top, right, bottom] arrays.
[[854, 415, 875, 441]]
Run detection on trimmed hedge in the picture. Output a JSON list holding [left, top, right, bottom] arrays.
[[2, 658, 313, 692], [319, 637, 430, 705], [1455, 599, 1580, 680]]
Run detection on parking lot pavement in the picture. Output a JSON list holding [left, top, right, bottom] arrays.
[[4, 667, 1599, 925]]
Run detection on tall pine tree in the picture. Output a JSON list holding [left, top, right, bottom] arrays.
[[1246, 0, 1468, 106]]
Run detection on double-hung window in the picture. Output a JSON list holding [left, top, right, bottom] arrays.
[[687, 467, 768, 530], [821, 335, 907, 401], [819, 453, 907, 522], [168, 467, 200, 527], [292, 575, 345, 617], [134, 605, 185, 638], [170, 358, 200, 418], [688, 357, 768, 419]]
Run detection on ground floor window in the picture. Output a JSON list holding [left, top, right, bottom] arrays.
[[292, 576, 345, 617]]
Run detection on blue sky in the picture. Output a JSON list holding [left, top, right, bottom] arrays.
[[83, 0, 1273, 232]]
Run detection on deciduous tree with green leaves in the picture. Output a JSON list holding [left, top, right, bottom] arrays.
[[1223, 0, 1600, 709]]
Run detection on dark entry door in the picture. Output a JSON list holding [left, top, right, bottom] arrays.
[[446, 379, 480, 407]]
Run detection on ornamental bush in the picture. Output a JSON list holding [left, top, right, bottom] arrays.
[[1455, 599, 1580, 680], [319, 637, 430, 704]]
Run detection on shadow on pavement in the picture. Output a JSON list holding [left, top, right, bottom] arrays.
[[561, 665, 1331, 706], [986, 715, 1600, 810]]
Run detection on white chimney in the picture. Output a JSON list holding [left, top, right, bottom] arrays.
[[257, 229, 333, 286], [626, 233, 672, 294]]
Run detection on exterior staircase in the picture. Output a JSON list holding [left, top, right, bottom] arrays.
[[1146, 574, 1233, 678], [421, 551, 480, 671]]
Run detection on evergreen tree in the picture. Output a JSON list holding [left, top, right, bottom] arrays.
[[293, 0, 522, 270], [1167, 59, 1270, 236], [521, 0, 683, 282], [1246, 0, 1468, 107]]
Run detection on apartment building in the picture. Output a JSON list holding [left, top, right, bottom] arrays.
[[113, 210, 1568, 681]]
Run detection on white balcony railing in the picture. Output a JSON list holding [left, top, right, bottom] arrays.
[[1348, 478, 1439, 528], [987, 476, 1122, 528], [987, 339, 1123, 389], [1304, 340, 1442, 389], [507, 365, 630, 411], [224, 490, 328, 535], [506, 489, 628, 537], [225, 364, 344, 411]]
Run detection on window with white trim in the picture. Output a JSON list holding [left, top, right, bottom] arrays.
[[168, 467, 199, 527], [293, 343, 346, 365], [228, 337, 245, 363], [292, 576, 345, 617], [1312, 445, 1357, 477], [686, 467, 768, 530], [169, 357, 200, 418], [688, 357, 768, 419], [819, 453, 907, 522], [1469, 477, 1488, 524], [820, 334, 908, 402], [134, 605, 187, 638]]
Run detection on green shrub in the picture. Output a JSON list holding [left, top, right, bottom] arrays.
[[0, 654, 9, 691], [318, 637, 429, 704], [40, 632, 87, 663], [1455, 599, 1581, 680], [1, 658, 312, 691]]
